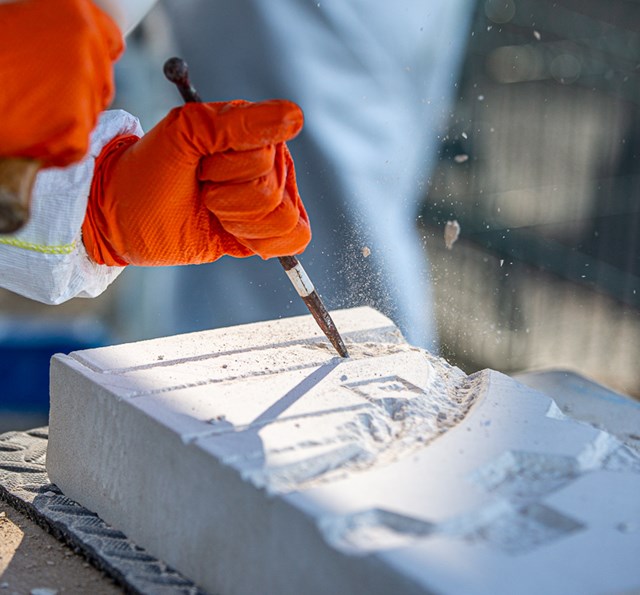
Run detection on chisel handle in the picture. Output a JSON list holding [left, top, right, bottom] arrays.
[[163, 57, 202, 103], [0, 157, 40, 233]]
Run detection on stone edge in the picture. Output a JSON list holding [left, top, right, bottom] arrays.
[[0, 427, 209, 595]]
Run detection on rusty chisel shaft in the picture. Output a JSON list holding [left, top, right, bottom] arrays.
[[277, 256, 349, 357], [163, 57, 349, 358]]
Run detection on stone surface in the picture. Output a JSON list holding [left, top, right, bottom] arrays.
[[515, 368, 640, 447], [47, 307, 640, 595]]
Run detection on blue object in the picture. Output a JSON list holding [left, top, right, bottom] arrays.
[[0, 316, 109, 414]]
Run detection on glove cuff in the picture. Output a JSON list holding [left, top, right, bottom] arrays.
[[82, 134, 139, 266]]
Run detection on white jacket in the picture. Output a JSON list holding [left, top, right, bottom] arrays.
[[0, 110, 143, 304]]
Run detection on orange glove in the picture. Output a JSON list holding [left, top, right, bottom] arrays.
[[0, 0, 123, 167], [82, 100, 311, 267]]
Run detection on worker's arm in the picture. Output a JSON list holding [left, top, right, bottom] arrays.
[[0, 100, 311, 303], [0, 0, 309, 304], [0, 110, 143, 304]]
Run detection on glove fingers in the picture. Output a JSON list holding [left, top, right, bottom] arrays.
[[174, 100, 303, 156], [199, 146, 276, 183], [202, 145, 311, 258], [207, 183, 301, 238], [202, 143, 288, 220], [214, 100, 304, 149], [241, 218, 312, 259]]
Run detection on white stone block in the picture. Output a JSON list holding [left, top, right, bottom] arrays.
[[515, 368, 640, 446], [47, 307, 640, 595]]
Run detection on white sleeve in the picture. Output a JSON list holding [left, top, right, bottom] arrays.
[[92, 0, 158, 34], [0, 1, 158, 37], [0, 110, 143, 305]]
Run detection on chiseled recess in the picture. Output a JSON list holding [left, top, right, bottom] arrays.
[[234, 349, 485, 494], [320, 500, 586, 556]]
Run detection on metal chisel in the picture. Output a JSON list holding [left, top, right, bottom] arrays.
[[163, 57, 349, 358]]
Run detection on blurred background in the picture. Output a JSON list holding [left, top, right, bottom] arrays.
[[1, 0, 639, 430], [422, 0, 640, 396]]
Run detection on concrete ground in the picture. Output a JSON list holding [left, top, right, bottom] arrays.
[[0, 500, 122, 595]]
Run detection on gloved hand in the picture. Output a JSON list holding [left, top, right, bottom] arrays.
[[82, 100, 311, 266], [0, 0, 123, 167]]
